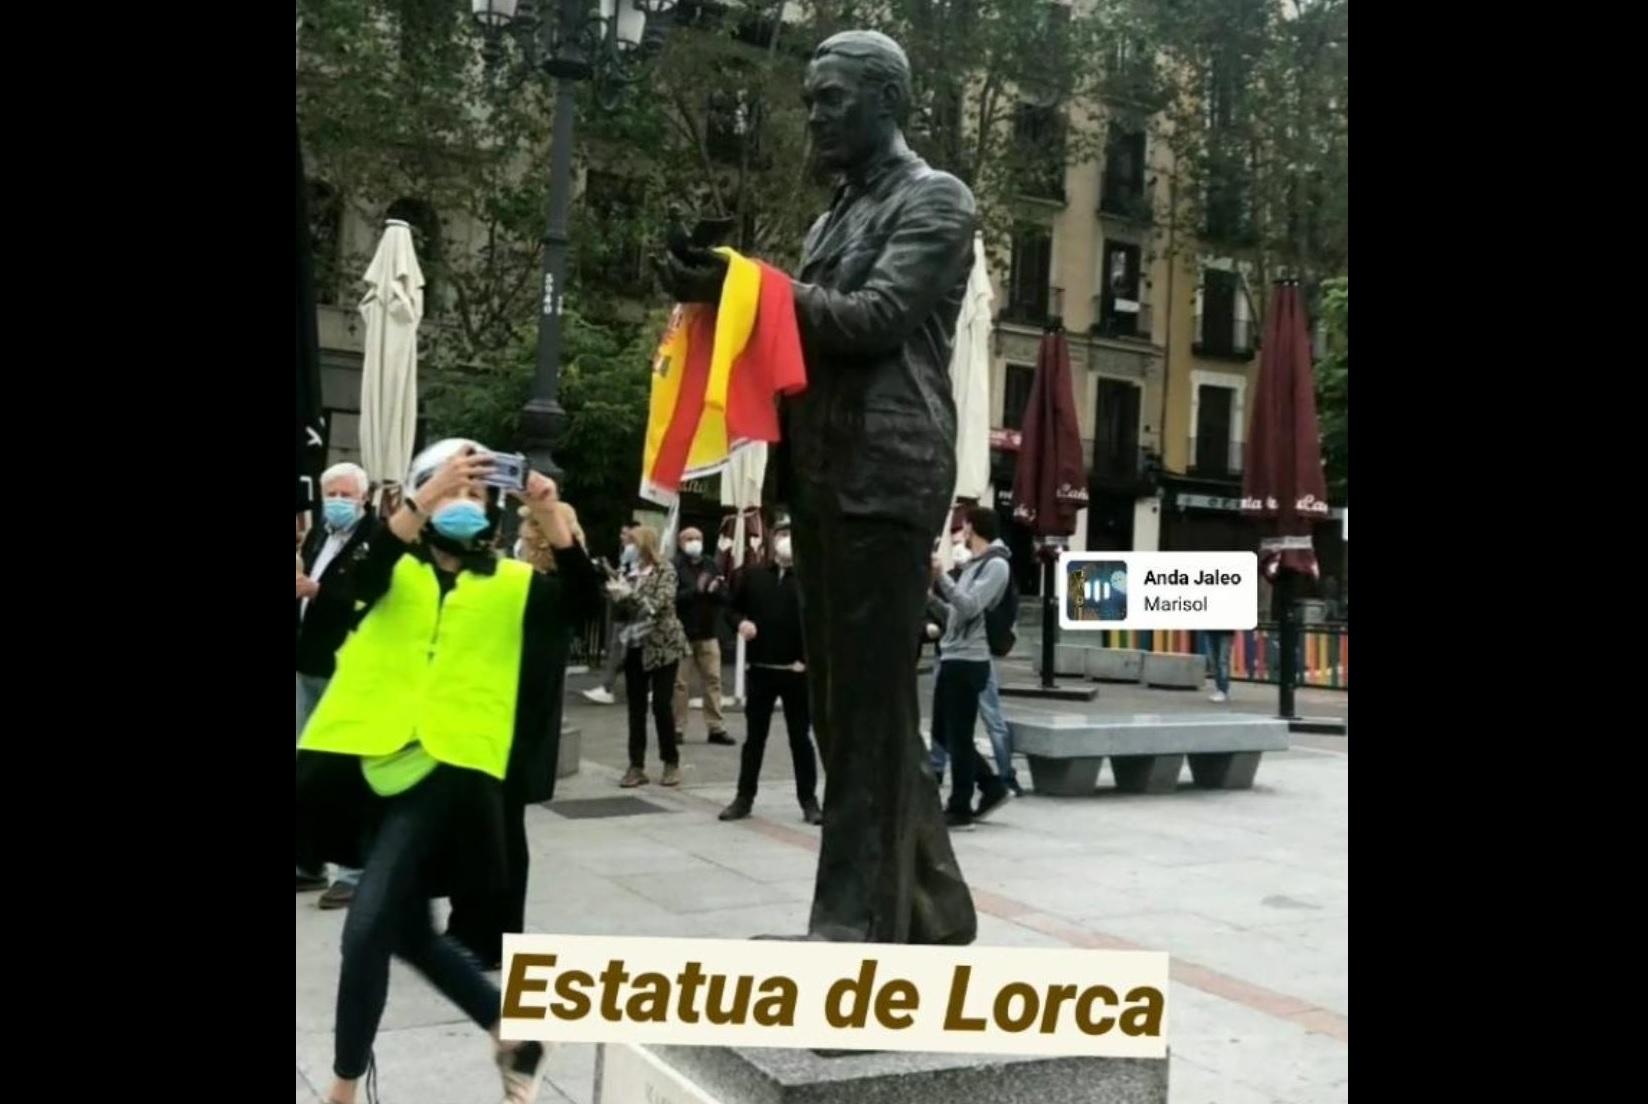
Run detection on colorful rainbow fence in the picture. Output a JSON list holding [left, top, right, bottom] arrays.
[[1095, 625, 1350, 690]]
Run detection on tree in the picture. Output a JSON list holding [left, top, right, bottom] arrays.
[[298, 0, 561, 397], [795, 0, 1127, 260], [1132, 0, 1348, 296], [300, 1, 1197, 530], [1313, 275, 1347, 505]]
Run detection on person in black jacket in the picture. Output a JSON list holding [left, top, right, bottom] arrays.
[[719, 519, 822, 825], [446, 503, 601, 970], [673, 527, 735, 746], [296, 462, 379, 907], [295, 441, 599, 1104]]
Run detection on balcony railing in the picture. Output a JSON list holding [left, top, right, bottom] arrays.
[[1193, 313, 1255, 359], [1091, 296, 1153, 342], [1017, 165, 1066, 203], [1000, 300, 1051, 328], [1188, 437, 1245, 478], [1091, 443, 1157, 484], [1098, 184, 1152, 223]]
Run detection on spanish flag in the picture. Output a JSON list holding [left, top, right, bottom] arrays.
[[640, 248, 807, 505]]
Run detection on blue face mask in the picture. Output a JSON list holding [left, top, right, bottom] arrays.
[[323, 498, 362, 532], [621, 544, 639, 566], [431, 500, 490, 542]]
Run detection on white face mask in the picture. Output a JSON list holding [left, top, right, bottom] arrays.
[[718, 536, 734, 553], [774, 536, 793, 562], [951, 543, 972, 566], [683, 540, 704, 558]]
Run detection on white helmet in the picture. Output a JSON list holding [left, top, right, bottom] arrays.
[[405, 438, 486, 493], [404, 438, 505, 551]]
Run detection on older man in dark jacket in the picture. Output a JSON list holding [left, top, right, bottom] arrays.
[[659, 29, 977, 945], [295, 462, 379, 907]]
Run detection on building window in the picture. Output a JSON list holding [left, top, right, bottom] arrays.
[[1003, 363, 1036, 430], [1195, 267, 1253, 358], [307, 180, 342, 306], [1204, 160, 1252, 243], [385, 197, 441, 316], [1097, 239, 1144, 339], [1011, 102, 1065, 201], [1194, 385, 1235, 475], [1093, 378, 1142, 480], [1105, 36, 1155, 102], [1005, 225, 1052, 325], [1100, 123, 1149, 220]]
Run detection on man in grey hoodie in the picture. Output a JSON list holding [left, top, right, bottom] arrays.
[[927, 506, 1014, 829]]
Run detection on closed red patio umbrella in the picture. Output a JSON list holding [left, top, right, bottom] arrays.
[[1004, 324, 1094, 699], [1241, 279, 1332, 718]]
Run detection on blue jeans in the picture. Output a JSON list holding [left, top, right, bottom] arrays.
[[930, 661, 1018, 788], [1201, 631, 1233, 694], [296, 673, 361, 888]]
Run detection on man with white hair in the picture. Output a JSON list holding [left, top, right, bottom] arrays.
[[296, 460, 378, 908]]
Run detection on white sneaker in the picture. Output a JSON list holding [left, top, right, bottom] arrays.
[[497, 1040, 549, 1103], [1209, 691, 1229, 704], [582, 687, 616, 705]]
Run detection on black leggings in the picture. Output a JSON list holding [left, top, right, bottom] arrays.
[[445, 788, 528, 969], [625, 650, 679, 768], [334, 773, 500, 1080]]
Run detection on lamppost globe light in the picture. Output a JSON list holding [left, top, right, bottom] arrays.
[[470, 0, 519, 28], [600, 0, 649, 51]]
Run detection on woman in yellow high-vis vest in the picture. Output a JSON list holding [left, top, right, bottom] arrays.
[[296, 439, 597, 1104]]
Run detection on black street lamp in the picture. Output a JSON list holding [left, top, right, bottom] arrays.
[[470, 0, 675, 483]]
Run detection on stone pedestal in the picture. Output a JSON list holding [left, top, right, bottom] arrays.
[[556, 722, 581, 779], [596, 1042, 1168, 1104]]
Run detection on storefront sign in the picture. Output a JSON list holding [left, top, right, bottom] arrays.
[[1176, 493, 1243, 512], [1179, 492, 1345, 523]]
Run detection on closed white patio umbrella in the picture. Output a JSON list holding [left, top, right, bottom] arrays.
[[358, 219, 424, 508], [939, 233, 994, 569]]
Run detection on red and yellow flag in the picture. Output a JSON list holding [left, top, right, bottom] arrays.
[[641, 248, 806, 505]]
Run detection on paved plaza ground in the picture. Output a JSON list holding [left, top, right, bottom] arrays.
[[296, 657, 1348, 1103]]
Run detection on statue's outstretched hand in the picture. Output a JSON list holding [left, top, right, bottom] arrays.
[[653, 247, 728, 305]]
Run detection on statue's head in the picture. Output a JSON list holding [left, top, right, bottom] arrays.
[[804, 30, 912, 173]]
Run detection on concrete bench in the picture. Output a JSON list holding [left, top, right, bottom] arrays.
[[1140, 651, 1204, 690], [1035, 643, 1093, 678], [1087, 647, 1145, 682], [1007, 712, 1289, 795]]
